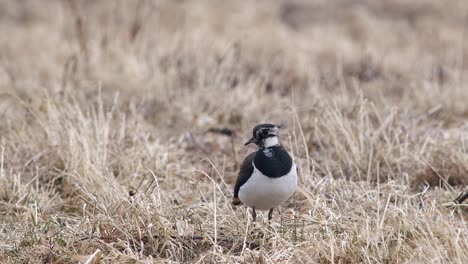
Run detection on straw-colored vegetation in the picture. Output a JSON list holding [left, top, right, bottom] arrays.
[[0, 0, 467, 263]]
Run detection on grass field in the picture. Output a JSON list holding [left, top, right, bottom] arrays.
[[0, 0, 467, 263]]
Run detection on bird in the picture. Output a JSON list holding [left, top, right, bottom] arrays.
[[232, 123, 297, 222], [453, 191, 468, 204]]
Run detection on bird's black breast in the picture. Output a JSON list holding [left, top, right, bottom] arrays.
[[254, 145, 293, 178]]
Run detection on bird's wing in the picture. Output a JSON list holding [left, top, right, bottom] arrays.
[[232, 151, 256, 205]]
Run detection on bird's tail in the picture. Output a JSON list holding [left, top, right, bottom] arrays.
[[232, 197, 242, 206]]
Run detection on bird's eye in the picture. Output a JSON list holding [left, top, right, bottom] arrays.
[[261, 129, 269, 136]]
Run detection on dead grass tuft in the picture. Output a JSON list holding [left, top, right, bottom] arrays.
[[1, 0, 468, 263]]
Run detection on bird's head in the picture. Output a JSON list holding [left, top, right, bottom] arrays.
[[244, 123, 283, 148]]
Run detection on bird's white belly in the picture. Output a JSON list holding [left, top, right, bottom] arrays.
[[239, 163, 297, 211]]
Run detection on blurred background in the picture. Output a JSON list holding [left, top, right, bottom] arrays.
[[2, 0, 468, 123]]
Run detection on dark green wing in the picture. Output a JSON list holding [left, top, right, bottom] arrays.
[[233, 152, 256, 202]]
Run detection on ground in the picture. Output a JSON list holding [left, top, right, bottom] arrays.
[[0, 0, 467, 263]]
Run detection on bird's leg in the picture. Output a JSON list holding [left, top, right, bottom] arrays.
[[252, 208, 257, 222], [268, 208, 274, 221]]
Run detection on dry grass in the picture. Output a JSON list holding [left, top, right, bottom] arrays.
[[0, 0, 467, 263]]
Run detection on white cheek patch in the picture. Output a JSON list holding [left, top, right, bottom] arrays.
[[263, 137, 279, 148]]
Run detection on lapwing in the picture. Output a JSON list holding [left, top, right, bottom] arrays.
[[232, 123, 297, 221]]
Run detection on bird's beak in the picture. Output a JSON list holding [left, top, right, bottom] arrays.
[[244, 137, 255, 146]]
